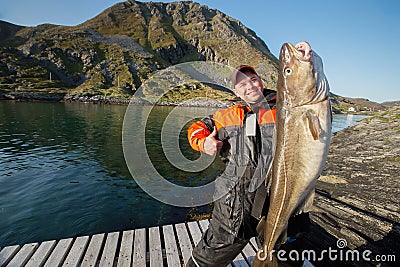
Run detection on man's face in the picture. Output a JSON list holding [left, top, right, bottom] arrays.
[[233, 71, 264, 103]]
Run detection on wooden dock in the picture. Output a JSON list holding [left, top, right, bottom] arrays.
[[0, 219, 259, 267]]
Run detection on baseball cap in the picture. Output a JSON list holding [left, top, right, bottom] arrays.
[[232, 65, 257, 86]]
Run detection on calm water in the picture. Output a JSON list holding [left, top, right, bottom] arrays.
[[331, 113, 370, 133], [0, 101, 367, 246]]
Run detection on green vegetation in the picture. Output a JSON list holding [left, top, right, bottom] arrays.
[[95, 43, 107, 62], [157, 82, 234, 104], [0, 36, 25, 47], [365, 116, 390, 123], [2, 1, 279, 101], [364, 107, 400, 123], [148, 16, 177, 50], [383, 139, 391, 145], [385, 157, 400, 162], [4, 0, 377, 108]]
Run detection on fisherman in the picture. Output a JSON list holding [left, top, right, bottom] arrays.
[[186, 63, 310, 267]]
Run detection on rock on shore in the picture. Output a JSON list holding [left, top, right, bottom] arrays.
[[297, 106, 400, 266]]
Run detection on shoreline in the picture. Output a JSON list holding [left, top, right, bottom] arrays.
[[0, 92, 232, 108], [307, 105, 400, 264], [0, 92, 381, 114]]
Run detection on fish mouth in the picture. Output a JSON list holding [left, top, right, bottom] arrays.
[[284, 42, 312, 61], [280, 41, 330, 104]]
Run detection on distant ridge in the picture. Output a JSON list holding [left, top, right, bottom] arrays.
[[0, 0, 277, 100], [0, 1, 396, 109]]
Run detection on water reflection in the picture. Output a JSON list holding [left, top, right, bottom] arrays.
[[0, 101, 210, 246], [332, 114, 369, 133]]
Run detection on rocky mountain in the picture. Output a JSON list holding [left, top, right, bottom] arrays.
[[0, 1, 397, 111], [0, 0, 278, 101], [330, 93, 388, 113], [381, 100, 400, 109]]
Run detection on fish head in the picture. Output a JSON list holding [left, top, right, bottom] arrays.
[[277, 41, 330, 107]]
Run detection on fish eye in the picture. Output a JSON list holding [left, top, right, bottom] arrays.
[[284, 68, 292, 75]]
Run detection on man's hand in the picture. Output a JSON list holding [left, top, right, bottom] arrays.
[[203, 127, 223, 156]]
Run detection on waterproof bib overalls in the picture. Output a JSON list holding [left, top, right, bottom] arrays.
[[186, 91, 276, 267]]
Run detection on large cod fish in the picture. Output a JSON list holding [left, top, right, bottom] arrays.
[[252, 41, 332, 267]]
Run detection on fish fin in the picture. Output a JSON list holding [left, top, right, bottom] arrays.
[[294, 190, 316, 215], [306, 110, 322, 140], [276, 227, 288, 247]]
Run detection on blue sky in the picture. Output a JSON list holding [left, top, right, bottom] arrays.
[[1, 0, 399, 103]]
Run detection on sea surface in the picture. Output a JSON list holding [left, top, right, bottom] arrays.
[[0, 101, 369, 246]]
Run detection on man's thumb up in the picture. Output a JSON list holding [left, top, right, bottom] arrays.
[[203, 127, 223, 156], [209, 126, 218, 137]]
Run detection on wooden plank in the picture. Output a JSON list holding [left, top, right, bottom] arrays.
[[175, 223, 193, 265], [44, 238, 73, 267], [187, 221, 203, 246], [232, 252, 249, 267], [117, 230, 134, 267], [81, 234, 105, 267], [99, 232, 119, 267], [26, 240, 56, 267], [240, 242, 256, 265], [188, 220, 237, 266], [62, 236, 89, 267], [149, 227, 163, 267], [185, 220, 236, 267], [6, 243, 38, 267], [249, 237, 260, 253], [198, 220, 209, 233], [303, 259, 315, 267], [132, 228, 146, 267], [162, 225, 181, 267], [248, 237, 260, 267], [0, 245, 20, 267]]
